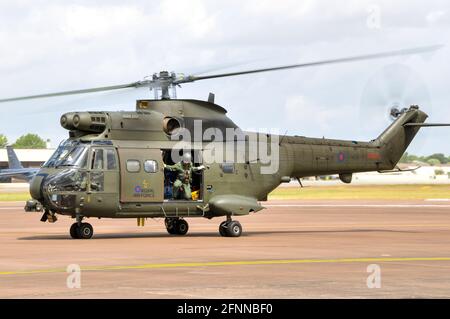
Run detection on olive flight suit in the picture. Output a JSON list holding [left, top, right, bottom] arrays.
[[164, 162, 203, 200]]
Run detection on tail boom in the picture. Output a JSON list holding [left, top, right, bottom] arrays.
[[282, 106, 430, 180]]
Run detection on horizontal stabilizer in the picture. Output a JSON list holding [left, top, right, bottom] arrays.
[[378, 165, 421, 173]]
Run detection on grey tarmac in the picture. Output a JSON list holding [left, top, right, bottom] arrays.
[[0, 199, 450, 298]]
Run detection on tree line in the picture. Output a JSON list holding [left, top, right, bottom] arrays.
[[0, 134, 449, 165], [400, 152, 450, 165], [0, 133, 47, 149]]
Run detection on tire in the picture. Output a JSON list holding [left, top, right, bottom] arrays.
[[167, 227, 177, 235], [219, 221, 228, 237], [175, 219, 189, 235], [70, 223, 79, 239], [165, 218, 178, 235], [77, 223, 94, 239], [225, 221, 242, 237]]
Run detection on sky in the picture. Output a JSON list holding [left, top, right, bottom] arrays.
[[0, 0, 449, 155]]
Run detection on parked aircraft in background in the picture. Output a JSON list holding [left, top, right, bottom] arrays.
[[0, 146, 39, 182]]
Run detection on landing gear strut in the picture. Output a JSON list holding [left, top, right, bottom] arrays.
[[70, 222, 94, 239], [219, 216, 242, 237], [165, 217, 189, 235]]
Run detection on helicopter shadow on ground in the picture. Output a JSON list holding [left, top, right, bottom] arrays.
[[17, 228, 418, 240]]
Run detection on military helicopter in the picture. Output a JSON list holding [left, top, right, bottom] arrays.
[[1, 45, 449, 239]]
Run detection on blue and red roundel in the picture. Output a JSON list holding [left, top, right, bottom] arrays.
[[337, 152, 346, 163]]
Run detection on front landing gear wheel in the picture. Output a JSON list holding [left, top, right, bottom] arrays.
[[70, 223, 79, 239], [77, 223, 94, 239]]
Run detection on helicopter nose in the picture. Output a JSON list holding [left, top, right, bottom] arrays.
[[29, 174, 45, 200]]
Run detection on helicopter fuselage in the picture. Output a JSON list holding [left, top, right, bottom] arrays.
[[28, 99, 427, 224], [1, 44, 442, 238]]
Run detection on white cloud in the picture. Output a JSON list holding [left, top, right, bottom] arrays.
[[284, 95, 350, 133], [242, 0, 315, 17], [60, 5, 146, 39], [0, 0, 448, 155], [426, 10, 446, 24], [159, 0, 216, 39]]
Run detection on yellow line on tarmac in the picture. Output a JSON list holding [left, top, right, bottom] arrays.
[[1, 257, 450, 276]]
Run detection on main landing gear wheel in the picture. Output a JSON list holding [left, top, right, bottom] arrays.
[[219, 220, 242, 237], [78, 223, 94, 239], [70, 222, 94, 239], [165, 218, 189, 235], [219, 221, 228, 237], [70, 223, 79, 239], [165, 218, 177, 235], [175, 219, 189, 235]]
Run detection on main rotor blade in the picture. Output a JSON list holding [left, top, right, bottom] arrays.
[[177, 45, 443, 84], [404, 123, 450, 127], [0, 82, 148, 103], [0, 44, 442, 103]]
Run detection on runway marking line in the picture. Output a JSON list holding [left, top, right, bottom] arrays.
[[1, 257, 450, 276]]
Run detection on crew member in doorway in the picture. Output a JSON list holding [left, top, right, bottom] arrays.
[[164, 153, 205, 200]]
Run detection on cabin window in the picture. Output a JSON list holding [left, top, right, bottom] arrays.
[[106, 149, 117, 170], [126, 160, 141, 173], [144, 160, 158, 173], [221, 163, 235, 174]]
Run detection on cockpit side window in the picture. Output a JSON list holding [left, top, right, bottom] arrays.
[[91, 149, 104, 170]]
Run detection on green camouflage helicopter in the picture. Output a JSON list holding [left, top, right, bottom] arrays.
[[1, 45, 449, 239]]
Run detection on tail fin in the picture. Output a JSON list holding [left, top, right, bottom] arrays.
[[6, 146, 23, 169], [376, 106, 428, 169]]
